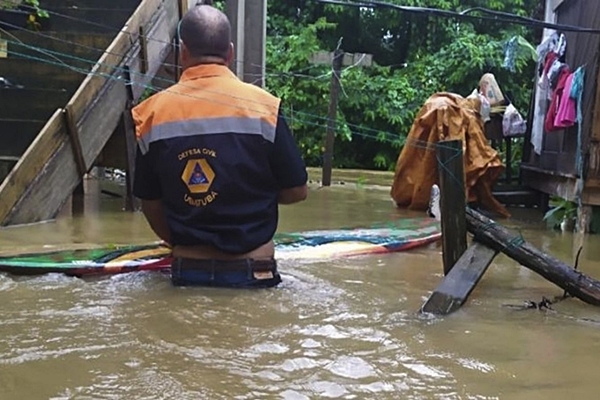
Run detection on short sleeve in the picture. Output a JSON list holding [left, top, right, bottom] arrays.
[[269, 108, 308, 189], [133, 145, 162, 200]]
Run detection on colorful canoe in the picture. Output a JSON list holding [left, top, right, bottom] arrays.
[[0, 218, 440, 277]]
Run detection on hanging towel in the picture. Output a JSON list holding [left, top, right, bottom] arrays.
[[570, 66, 585, 124], [570, 66, 585, 175]]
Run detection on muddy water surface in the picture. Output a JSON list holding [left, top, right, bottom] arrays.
[[1, 181, 600, 399]]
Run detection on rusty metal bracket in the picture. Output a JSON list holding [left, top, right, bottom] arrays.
[[62, 105, 87, 178]]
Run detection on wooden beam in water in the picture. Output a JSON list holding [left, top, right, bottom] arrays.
[[466, 207, 600, 306], [421, 241, 497, 315]]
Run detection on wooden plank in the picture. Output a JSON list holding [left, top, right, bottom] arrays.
[[466, 206, 600, 306], [588, 49, 600, 184], [421, 242, 498, 315], [0, 109, 65, 223], [123, 107, 140, 211], [436, 139, 467, 275], [62, 105, 87, 178], [122, 65, 140, 212], [0, 0, 180, 226], [520, 165, 578, 202]]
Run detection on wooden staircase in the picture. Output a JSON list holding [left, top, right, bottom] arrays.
[[0, 0, 189, 226], [0, 0, 140, 179]]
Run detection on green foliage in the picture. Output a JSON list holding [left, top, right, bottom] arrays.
[[266, 0, 540, 171], [0, 0, 48, 30], [543, 197, 577, 230]]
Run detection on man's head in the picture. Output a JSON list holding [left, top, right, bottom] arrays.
[[178, 5, 233, 68]]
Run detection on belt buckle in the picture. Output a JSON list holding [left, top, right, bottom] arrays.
[[252, 259, 274, 280], [253, 271, 274, 280]]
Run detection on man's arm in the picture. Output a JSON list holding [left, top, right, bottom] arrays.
[[278, 185, 308, 204], [141, 199, 172, 244], [270, 107, 309, 204], [133, 144, 172, 243]]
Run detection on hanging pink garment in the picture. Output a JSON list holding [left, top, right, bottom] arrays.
[[545, 67, 571, 132], [554, 72, 577, 128]]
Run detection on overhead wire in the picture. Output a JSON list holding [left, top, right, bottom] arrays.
[[317, 0, 600, 34], [0, 0, 494, 155], [5, 42, 406, 146], [0, 19, 336, 83], [0, 4, 391, 141]]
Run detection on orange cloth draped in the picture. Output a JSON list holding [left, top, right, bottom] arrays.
[[390, 92, 510, 218]]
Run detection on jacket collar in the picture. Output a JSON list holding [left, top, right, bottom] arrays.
[[179, 64, 237, 82]]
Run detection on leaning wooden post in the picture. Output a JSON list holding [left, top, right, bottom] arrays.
[[436, 139, 467, 275], [421, 241, 497, 315], [466, 207, 600, 306]]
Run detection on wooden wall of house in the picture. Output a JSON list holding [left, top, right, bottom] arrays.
[[0, 0, 142, 181], [522, 0, 600, 206], [527, 0, 600, 176]]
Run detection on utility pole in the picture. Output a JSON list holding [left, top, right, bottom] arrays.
[[225, 0, 266, 88], [310, 49, 373, 186], [322, 49, 343, 187]]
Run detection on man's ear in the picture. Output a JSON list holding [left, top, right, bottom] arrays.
[[179, 41, 189, 65], [226, 42, 235, 66]]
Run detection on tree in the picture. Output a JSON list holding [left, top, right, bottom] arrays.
[[265, 0, 541, 170]]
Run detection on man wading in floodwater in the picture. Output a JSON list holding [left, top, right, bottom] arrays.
[[132, 4, 308, 288]]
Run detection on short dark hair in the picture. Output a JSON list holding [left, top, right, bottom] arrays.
[[179, 5, 231, 60]]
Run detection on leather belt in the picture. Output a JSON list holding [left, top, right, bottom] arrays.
[[172, 257, 277, 273]]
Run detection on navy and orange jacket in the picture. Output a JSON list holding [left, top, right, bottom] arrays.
[[132, 64, 307, 254]]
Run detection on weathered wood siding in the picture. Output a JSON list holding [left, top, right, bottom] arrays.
[[522, 0, 600, 205]]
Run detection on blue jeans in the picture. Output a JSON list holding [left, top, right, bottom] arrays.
[[171, 257, 282, 288]]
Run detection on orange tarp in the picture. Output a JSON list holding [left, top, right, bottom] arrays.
[[391, 92, 510, 218]]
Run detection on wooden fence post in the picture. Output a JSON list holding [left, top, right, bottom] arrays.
[[436, 139, 467, 275]]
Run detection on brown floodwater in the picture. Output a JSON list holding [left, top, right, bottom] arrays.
[[1, 180, 600, 399]]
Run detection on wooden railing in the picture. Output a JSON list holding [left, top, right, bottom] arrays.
[[0, 0, 196, 226]]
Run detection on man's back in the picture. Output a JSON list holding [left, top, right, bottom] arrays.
[[132, 4, 306, 288], [133, 64, 306, 254]]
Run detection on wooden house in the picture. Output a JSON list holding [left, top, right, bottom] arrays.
[[520, 0, 600, 230]]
